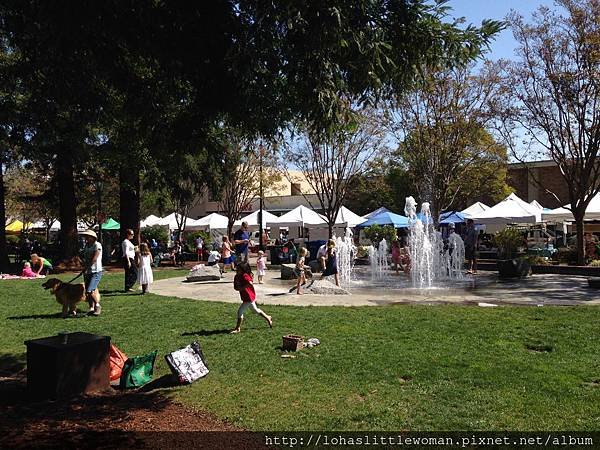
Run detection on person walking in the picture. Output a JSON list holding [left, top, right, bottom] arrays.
[[233, 221, 250, 263], [136, 242, 154, 294], [256, 250, 266, 284], [463, 219, 478, 274], [230, 262, 272, 333], [195, 235, 204, 261], [221, 235, 234, 272], [294, 247, 308, 294], [80, 229, 103, 316], [122, 229, 137, 292]]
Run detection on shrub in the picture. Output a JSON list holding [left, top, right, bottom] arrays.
[[187, 230, 211, 249], [141, 225, 169, 245], [363, 224, 397, 246], [554, 247, 577, 264], [356, 246, 369, 258], [588, 259, 600, 267], [523, 255, 551, 266], [5, 235, 19, 246], [493, 227, 524, 259]]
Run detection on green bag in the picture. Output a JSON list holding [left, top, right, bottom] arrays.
[[119, 350, 158, 389]]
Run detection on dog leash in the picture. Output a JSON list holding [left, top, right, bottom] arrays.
[[56, 271, 85, 291]]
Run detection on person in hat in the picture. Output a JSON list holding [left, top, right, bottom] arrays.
[[80, 229, 103, 316]]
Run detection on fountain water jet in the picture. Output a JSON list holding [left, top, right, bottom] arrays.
[[334, 228, 356, 285]]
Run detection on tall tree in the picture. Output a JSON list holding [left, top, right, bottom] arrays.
[[285, 111, 387, 238], [389, 65, 510, 221], [491, 0, 600, 264]]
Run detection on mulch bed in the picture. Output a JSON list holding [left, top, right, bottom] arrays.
[[0, 371, 265, 449]]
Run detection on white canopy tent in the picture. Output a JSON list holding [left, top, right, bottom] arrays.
[[267, 205, 326, 228], [542, 192, 600, 222], [530, 200, 544, 210], [30, 220, 60, 231], [234, 210, 279, 229], [140, 214, 162, 228], [461, 201, 489, 219], [187, 213, 229, 231], [473, 193, 542, 224], [334, 206, 367, 228], [157, 213, 195, 230]]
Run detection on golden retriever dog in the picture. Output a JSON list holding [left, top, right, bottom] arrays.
[[42, 278, 86, 317]]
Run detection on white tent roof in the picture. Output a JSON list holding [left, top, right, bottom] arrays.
[[140, 214, 162, 228], [335, 206, 366, 227], [472, 193, 541, 224], [156, 213, 194, 229], [542, 192, 600, 221], [267, 205, 326, 228], [461, 202, 489, 219], [30, 220, 60, 231], [234, 210, 279, 228], [530, 200, 544, 210], [187, 213, 229, 231]]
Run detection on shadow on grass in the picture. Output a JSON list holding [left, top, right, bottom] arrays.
[[138, 374, 180, 392], [7, 311, 89, 320], [181, 329, 231, 337]]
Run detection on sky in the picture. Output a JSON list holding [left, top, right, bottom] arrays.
[[448, 0, 556, 61]]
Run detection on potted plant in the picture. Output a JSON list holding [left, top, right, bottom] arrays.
[[493, 227, 531, 278]]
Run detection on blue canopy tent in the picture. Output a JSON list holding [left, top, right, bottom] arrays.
[[356, 211, 409, 229], [362, 206, 391, 220], [439, 211, 466, 224]]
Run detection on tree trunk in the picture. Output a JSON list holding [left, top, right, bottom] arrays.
[[119, 168, 140, 244], [0, 158, 10, 272], [574, 210, 585, 266], [56, 150, 78, 259], [328, 222, 334, 240]]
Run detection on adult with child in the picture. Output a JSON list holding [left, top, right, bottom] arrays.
[[122, 229, 137, 292], [136, 242, 154, 294], [322, 239, 340, 286], [233, 221, 250, 263], [80, 229, 103, 316], [30, 253, 53, 275], [231, 262, 272, 333]]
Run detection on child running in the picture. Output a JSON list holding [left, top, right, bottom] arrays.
[[231, 262, 272, 334], [256, 250, 266, 284], [137, 242, 154, 294], [295, 247, 308, 295]]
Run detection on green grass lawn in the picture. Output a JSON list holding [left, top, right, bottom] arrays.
[[1, 270, 600, 431]]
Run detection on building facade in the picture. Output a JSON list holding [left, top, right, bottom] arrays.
[[507, 160, 570, 209]]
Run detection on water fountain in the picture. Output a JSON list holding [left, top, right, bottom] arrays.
[[334, 228, 356, 285], [405, 196, 465, 288], [368, 239, 389, 281]]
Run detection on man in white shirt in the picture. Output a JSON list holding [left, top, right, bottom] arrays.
[[122, 229, 137, 292]]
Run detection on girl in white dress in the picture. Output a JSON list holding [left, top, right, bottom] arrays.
[[137, 243, 154, 294]]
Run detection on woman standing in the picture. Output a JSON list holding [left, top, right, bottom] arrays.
[[322, 239, 340, 287], [122, 229, 137, 292]]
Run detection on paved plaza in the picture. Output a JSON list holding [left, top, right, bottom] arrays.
[[151, 269, 600, 307]]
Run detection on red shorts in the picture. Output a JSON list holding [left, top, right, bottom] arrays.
[[196, 248, 203, 255]]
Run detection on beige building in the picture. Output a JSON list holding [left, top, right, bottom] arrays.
[[188, 170, 327, 218]]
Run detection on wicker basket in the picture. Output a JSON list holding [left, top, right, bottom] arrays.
[[282, 335, 304, 352]]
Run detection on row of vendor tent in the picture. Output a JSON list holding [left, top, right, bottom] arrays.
[[6, 218, 121, 233]]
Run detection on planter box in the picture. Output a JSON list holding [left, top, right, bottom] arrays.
[[282, 335, 304, 352], [497, 259, 532, 278]]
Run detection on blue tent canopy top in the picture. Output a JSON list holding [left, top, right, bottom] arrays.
[[357, 211, 409, 229], [363, 206, 391, 220], [439, 211, 466, 224]]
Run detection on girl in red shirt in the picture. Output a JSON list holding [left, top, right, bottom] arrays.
[[231, 262, 272, 333]]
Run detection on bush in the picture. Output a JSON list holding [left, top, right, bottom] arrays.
[[493, 228, 523, 259], [363, 224, 397, 246], [523, 255, 551, 266], [5, 235, 20, 246], [554, 247, 578, 264], [588, 259, 600, 267], [187, 230, 211, 249], [356, 246, 369, 258], [142, 225, 169, 245]]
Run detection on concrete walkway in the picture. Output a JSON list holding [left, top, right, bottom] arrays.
[[150, 269, 600, 307]]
